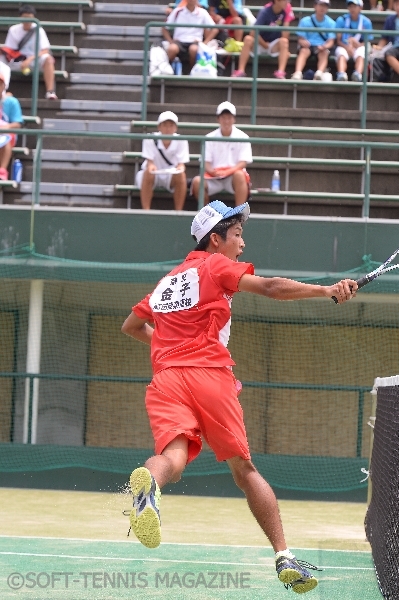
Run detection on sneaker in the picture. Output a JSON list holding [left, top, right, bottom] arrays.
[[314, 70, 323, 80], [0, 167, 8, 181], [45, 90, 58, 100], [129, 467, 161, 549], [274, 70, 286, 79], [232, 69, 246, 77], [336, 71, 348, 81], [276, 555, 321, 594], [291, 71, 303, 80], [351, 70, 362, 82]]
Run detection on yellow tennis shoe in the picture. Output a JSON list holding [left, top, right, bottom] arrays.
[[129, 467, 161, 549], [276, 556, 321, 594]]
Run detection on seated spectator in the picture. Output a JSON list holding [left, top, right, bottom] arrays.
[[0, 4, 57, 100], [291, 0, 336, 80], [162, 0, 217, 69], [166, 0, 209, 17], [209, 0, 245, 42], [372, 0, 399, 77], [369, 0, 393, 10], [232, 0, 294, 78], [0, 63, 23, 180], [335, 0, 373, 81], [191, 101, 252, 207], [135, 111, 189, 211]]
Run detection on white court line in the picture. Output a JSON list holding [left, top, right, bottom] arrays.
[[0, 551, 374, 570], [0, 535, 372, 553]]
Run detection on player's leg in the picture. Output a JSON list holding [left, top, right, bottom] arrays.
[[170, 171, 187, 210], [231, 170, 249, 205], [191, 175, 210, 204], [139, 169, 156, 209], [235, 33, 254, 75], [0, 142, 12, 179], [41, 54, 57, 99], [188, 43, 199, 68], [292, 47, 311, 79], [336, 46, 349, 81], [316, 47, 329, 74], [271, 37, 290, 77]]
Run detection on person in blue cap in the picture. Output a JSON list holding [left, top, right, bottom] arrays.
[[121, 200, 357, 594], [335, 0, 373, 82]]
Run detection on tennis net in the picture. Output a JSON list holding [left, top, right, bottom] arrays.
[[365, 376, 399, 600]]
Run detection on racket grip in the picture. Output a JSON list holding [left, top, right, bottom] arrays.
[[331, 276, 369, 304]]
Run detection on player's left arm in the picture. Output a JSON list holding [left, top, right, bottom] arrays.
[[238, 274, 358, 303], [121, 311, 154, 344]]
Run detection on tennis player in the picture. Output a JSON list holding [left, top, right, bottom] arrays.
[[122, 200, 358, 594]]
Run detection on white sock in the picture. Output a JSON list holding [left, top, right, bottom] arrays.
[[275, 549, 295, 561]]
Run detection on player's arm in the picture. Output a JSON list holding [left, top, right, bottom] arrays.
[[121, 311, 154, 345], [238, 274, 358, 303]]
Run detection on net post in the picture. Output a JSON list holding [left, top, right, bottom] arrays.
[[367, 388, 377, 506]]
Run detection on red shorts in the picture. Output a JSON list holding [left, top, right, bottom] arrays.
[[145, 366, 251, 464]]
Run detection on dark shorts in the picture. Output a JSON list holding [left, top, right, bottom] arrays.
[[174, 41, 196, 56], [385, 46, 399, 60], [299, 45, 330, 56]]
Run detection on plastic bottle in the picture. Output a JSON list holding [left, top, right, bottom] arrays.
[[12, 159, 23, 183], [377, 1, 384, 10], [271, 169, 280, 192], [172, 58, 182, 76]]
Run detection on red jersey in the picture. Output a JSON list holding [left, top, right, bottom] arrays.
[[133, 251, 254, 374]]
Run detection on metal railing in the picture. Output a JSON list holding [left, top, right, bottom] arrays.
[[0, 371, 370, 456], [4, 126, 399, 220], [142, 22, 390, 128]]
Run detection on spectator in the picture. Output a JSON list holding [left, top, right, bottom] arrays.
[[372, 0, 399, 77], [191, 101, 252, 206], [335, 0, 373, 81], [162, 0, 217, 69], [165, 0, 209, 18], [135, 111, 189, 211], [0, 5, 57, 100], [291, 0, 336, 80], [208, 0, 245, 42], [0, 63, 23, 180], [232, 0, 294, 78]]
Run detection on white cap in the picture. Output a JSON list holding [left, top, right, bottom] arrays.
[[191, 200, 250, 243], [315, 0, 330, 4], [157, 111, 178, 125], [346, 0, 363, 6], [216, 101, 236, 116], [0, 62, 11, 90]]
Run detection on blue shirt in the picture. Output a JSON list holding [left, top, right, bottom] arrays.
[[256, 5, 292, 43], [382, 14, 399, 47], [0, 96, 23, 125], [335, 13, 373, 44], [296, 14, 336, 45]]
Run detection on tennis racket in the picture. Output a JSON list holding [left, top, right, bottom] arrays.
[[332, 245, 399, 303]]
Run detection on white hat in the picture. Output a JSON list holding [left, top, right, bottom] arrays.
[[216, 101, 236, 116], [346, 0, 363, 6], [191, 200, 250, 243], [315, 0, 330, 4], [0, 62, 11, 90], [157, 111, 178, 125]]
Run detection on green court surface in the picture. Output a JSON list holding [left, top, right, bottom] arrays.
[[0, 537, 379, 600]]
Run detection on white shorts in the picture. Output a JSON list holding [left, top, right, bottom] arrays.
[[204, 175, 235, 196], [135, 169, 174, 192], [252, 37, 281, 58], [5, 53, 54, 71], [335, 45, 365, 61]]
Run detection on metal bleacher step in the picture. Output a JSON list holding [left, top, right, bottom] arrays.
[[95, 3, 167, 14], [78, 48, 144, 60], [86, 24, 161, 37], [69, 73, 142, 85], [38, 150, 124, 163], [59, 99, 141, 113], [43, 118, 131, 132], [18, 182, 116, 206]]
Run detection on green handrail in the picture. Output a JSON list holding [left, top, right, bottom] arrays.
[[0, 371, 370, 456], [142, 22, 389, 128]]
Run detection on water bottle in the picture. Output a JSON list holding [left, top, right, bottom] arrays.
[[172, 58, 182, 76], [377, 0, 384, 10], [271, 169, 280, 192], [12, 159, 23, 183]]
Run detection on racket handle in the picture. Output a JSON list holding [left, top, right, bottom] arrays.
[[331, 276, 369, 304]]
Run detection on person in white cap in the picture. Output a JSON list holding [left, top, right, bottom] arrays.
[[291, 0, 336, 80], [335, 0, 373, 82], [191, 101, 252, 206], [0, 62, 23, 180], [135, 111, 190, 210], [121, 199, 358, 593]]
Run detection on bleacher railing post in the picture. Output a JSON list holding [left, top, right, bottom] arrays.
[[198, 139, 205, 209], [33, 133, 43, 207], [251, 34, 259, 125], [363, 145, 371, 218], [141, 23, 151, 121], [31, 18, 40, 119], [361, 33, 369, 130]]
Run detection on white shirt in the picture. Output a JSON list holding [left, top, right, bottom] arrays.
[[4, 23, 51, 56], [205, 125, 253, 168], [140, 132, 190, 170], [166, 6, 214, 43]]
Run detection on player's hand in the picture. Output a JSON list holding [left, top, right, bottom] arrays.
[[214, 167, 235, 177], [300, 40, 311, 48], [328, 279, 358, 303]]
